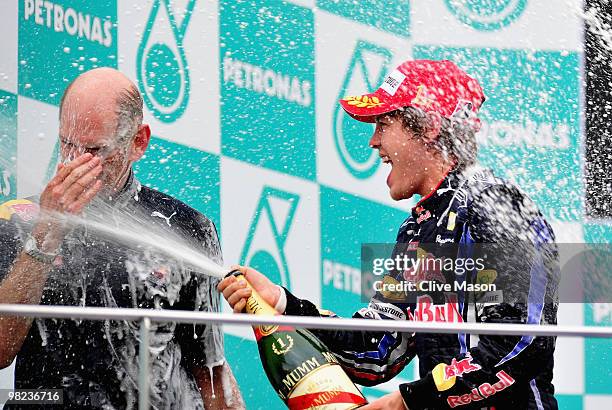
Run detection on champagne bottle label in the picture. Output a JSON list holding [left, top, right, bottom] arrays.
[[229, 271, 368, 409], [285, 364, 367, 409]]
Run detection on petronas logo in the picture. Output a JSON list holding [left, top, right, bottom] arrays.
[[240, 187, 300, 290], [333, 41, 392, 179], [137, 0, 195, 122], [445, 0, 527, 31]]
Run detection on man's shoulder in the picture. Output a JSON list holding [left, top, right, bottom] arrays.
[[463, 166, 509, 195], [462, 167, 553, 242], [137, 185, 218, 234], [463, 167, 536, 211]]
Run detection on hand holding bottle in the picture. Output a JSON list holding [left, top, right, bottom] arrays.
[[218, 265, 282, 313], [219, 269, 368, 409]]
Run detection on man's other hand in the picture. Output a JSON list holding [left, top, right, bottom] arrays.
[[41, 153, 103, 215], [32, 153, 103, 250], [217, 265, 280, 313]]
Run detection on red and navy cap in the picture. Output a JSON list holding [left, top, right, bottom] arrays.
[[339, 59, 486, 123]]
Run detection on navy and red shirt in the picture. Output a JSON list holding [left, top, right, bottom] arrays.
[[283, 166, 559, 410]]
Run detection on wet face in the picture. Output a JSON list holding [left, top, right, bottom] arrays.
[[59, 104, 133, 197], [369, 114, 430, 201]]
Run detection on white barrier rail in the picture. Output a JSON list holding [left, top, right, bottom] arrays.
[[1, 304, 612, 338], [2, 303, 611, 409]]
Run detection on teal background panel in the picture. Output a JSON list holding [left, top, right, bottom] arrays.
[[584, 303, 612, 394], [0, 91, 17, 202], [556, 394, 583, 410], [317, 0, 410, 38], [18, 0, 118, 106], [584, 336, 612, 394], [442, 0, 528, 31], [220, 0, 316, 181], [584, 223, 612, 243]]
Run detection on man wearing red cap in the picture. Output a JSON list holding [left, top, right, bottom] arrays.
[[220, 59, 559, 409]]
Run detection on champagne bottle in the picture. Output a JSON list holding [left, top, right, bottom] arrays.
[[228, 270, 367, 409]]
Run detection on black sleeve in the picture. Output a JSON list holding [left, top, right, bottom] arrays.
[[399, 184, 559, 409], [283, 287, 416, 386]]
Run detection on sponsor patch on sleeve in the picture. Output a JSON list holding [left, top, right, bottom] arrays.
[[476, 269, 497, 286], [432, 353, 482, 392], [369, 300, 407, 320], [476, 290, 503, 304], [446, 370, 515, 408], [0, 199, 39, 221], [447, 211, 457, 231]]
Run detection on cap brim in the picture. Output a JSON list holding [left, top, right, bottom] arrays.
[[339, 91, 398, 123]]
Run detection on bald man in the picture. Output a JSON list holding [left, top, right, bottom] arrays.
[[0, 68, 243, 409]]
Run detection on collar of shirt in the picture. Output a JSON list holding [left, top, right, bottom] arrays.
[[411, 168, 462, 221], [108, 169, 142, 208]]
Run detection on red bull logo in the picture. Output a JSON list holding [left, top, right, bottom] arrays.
[[10, 203, 39, 221], [416, 209, 432, 224], [432, 353, 481, 392], [447, 370, 515, 408], [407, 241, 419, 251], [0, 200, 39, 221], [444, 354, 481, 380], [406, 295, 463, 323]]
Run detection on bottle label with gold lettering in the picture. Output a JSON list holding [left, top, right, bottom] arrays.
[[230, 272, 367, 409], [285, 364, 367, 409]]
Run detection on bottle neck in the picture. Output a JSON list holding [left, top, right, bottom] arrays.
[[230, 272, 280, 339], [233, 273, 277, 316]]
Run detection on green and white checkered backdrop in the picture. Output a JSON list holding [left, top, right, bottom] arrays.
[[0, 0, 610, 408]]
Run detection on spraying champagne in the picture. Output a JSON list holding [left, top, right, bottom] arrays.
[[226, 270, 367, 409]]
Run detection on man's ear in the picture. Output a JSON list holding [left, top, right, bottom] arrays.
[[129, 124, 151, 162], [422, 111, 442, 144]]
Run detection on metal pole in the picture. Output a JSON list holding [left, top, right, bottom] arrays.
[[138, 317, 151, 410], [1, 304, 612, 338]]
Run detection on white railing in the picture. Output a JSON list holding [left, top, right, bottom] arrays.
[[2, 304, 611, 410]]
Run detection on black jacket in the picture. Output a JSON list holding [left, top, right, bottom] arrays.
[[0, 173, 224, 409], [283, 166, 559, 410]]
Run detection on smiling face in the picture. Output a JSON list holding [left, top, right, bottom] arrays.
[[369, 113, 434, 201]]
